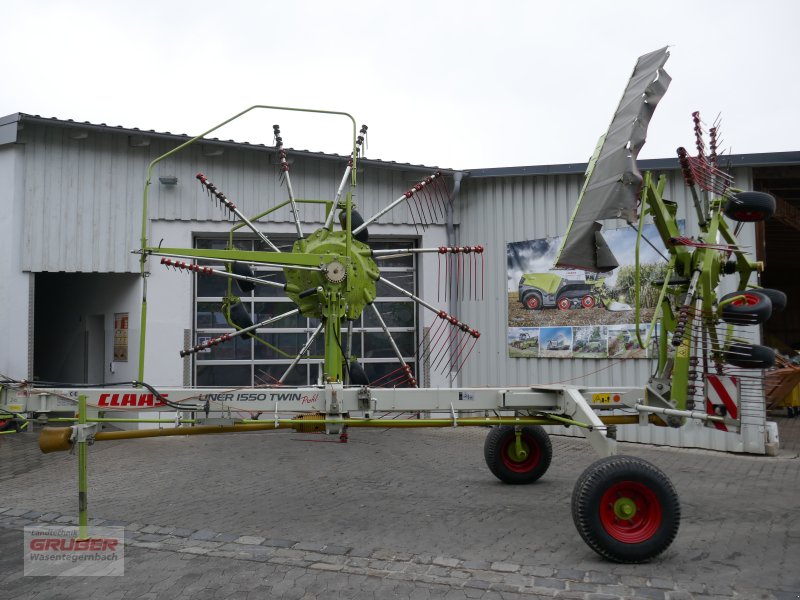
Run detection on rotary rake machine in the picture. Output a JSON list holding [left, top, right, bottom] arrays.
[[5, 48, 785, 564], [20, 105, 646, 562]]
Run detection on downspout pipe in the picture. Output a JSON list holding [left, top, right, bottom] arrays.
[[446, 171, 464, 386]]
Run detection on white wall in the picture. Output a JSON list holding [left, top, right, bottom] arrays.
[[0, 145, 32, 379]]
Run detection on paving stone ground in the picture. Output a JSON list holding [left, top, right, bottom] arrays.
[[1, 414, 799, 599]]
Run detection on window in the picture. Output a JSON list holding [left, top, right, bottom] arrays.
[[193, 237, 417, 387]]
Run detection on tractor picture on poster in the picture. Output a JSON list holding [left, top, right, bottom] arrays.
[[572, 326, 608, 358], [508, 328, 540, 358], [518, 271, 605, 311]]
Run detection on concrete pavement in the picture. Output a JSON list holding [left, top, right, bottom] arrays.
[[1, 416, 799, 599]]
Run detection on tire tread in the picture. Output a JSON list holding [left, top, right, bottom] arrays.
[[571, 455, 680, 563], [484, 425, 552, 485]]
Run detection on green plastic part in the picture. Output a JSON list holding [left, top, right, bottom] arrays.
[[284, 229, 378, 321], [613, 496, 638, 520], [510, 430, 529, 462], [78, 394, 88, 539], [519, 273, 564, 294]]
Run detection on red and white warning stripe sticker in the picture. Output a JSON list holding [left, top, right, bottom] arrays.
[[705, 375, 739, 432]]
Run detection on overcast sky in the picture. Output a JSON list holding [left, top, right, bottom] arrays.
[[2, 1, 798, 170]]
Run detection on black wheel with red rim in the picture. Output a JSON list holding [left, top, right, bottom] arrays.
[[723, 342, 775, 369], [719, 290, 772, 325], [581, 295, 596, 309], [556, 296, 571, 310], [522, 291, 543, 310], [571, 455, 680, 563], [722, 191, 775, 222], [483, 425, 552, 484]]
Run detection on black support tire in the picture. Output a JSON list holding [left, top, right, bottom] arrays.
[[719, 290, 772, 325], [232, 262, 256, 293], [484, 425, 552, 484], [572, 456, 680, 563], [724, 343, 776, 369], [228, 302, 254, 331], [757, 288, 787, 312], [722, 191, 775, 222], [348, 361, 370, 386]]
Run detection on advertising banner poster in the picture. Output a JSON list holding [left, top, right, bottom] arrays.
[[507, 222, 682, 359]]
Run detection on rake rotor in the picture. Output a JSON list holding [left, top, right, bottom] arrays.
[[147, 117, 485, 387]]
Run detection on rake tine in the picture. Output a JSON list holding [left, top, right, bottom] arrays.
[[460, 252, 465, 301], [438, 175, 453, 207], [411, 192, 427, 230], [417, 313, 445, 361], [480, 247, 484, 300], [420, 320, 446, 364], [453, 335, 480, 379], [435, 178, 449, 214], [417, 184, 434, 225], [448, 327, 471, 373], [425, 180, 441, 219], [437, 252, 442, 303], [468, 248, 475, 301], [371, 365, 405, 387], [430, 318, 458, 371], [420, 184, 436, 222]]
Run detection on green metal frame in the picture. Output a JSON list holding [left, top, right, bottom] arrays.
[[635, 172, 761, 411], [222, 199, 334, 360], [78, 395, 88, 539]]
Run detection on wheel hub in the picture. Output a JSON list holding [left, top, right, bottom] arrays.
[[324, 260, 347, 283], [284, 229, 379, 320], [599, 480, 662, 543], [500, 433, 541, 473], [508, 439, 529, 462], [613, 497, 637, 520]]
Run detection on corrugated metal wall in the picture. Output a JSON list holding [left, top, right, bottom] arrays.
[[146, 142, 428, 227], [19, 123, 426, 273], [456, 167, 765, 453], [21, 125, 142, 273]]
